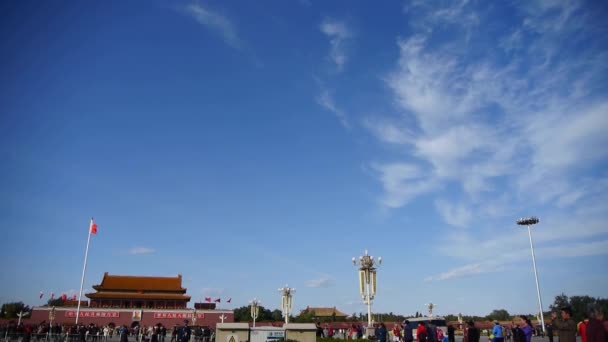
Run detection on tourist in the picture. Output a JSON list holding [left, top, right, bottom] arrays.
[[171, 327, 178, 342], [417, 322, 428, 342], [505, 326, 512, 342], [392, 323, 402, 342], [316, 323, 323, 338], [436, 326, 445, 342], [546, 324, 553, 342], [120, 326, 129, 342], [323, 324, 329, 339], [160, 326, 167, 342], [403, 321, 413, 342], [551, 307, 577, 342], [427, 323, 437, 342], [585, 303, 607, 342], [377, 323, 388, 342], [467, 321, 480, 342], [492, 322, 504, 342], [447, 325, 455, 342], [579, 318, 590, 342], [519, 316, 533, 342]]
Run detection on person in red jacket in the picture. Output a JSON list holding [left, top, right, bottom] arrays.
[[579, 319, 590, 342], [418, 322, 428, 342]]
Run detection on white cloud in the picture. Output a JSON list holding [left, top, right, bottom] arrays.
[[363, 118, 414, 145], [320, 18, 353, 71], [372, 163, 436, 208], [183, 3, 242, 49], [129, 247, 155, 255], [316, 88, 349, 128], [435, 200, 472, 227], [363, 0, 608, 283], [424, 263, 504, 282], [305, 277, 335, 288]]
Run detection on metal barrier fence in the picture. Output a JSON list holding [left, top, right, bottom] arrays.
[[2, 334, 215, 342]]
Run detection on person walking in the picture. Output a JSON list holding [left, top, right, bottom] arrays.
[[377, 323, 388, 342], [403, 321, 413, 342], [551, 308, 577, 342], [518, 317, 533, 342], [467, 322, 480, 342], [392, 323, 402, 342], [492, 323, 504, 342], [585, 303, 606, 342], [447, 325, 455, 342], [417, 323, 428, 342]]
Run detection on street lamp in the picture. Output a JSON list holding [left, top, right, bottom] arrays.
[[352, 249, 381, 332], [250, 299, 261, 327], [517, 216, 546, 333], [425, 303, 436, 317], [278, 286, 295, 324], [49, 306, 56, 342]]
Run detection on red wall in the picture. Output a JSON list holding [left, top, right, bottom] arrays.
[[30, 308, 233, 327]]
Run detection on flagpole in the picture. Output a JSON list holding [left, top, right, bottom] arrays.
[[75, 217, 93, 324]]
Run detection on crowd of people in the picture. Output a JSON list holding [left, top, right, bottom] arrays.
[[312, 304, 607, 342], [0, 321, 215, 342]]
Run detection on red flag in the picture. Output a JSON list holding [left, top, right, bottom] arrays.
[[61, 294, 67, 301], [227, 298, 231, 303], [205, 297, 211, 303], [214, 298, 221, 303], [39, 292, 44, 299], [73, 294, 77, 301], [51, 293, 55, 300], [90, 218, 98, 235]]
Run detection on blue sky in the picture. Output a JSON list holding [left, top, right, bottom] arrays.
[[1, 0, 607, 317]]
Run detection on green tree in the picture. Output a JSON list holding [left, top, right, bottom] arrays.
[[272, 309, 283, 322], [486, 309, 511, 321], [549, 293, 570, 312], [0, 302, 28, 319], [47, 298, 65, 307]]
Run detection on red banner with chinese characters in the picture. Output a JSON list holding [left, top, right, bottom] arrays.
[[65, 311, 120, 318], [153, 313, 205, 319]]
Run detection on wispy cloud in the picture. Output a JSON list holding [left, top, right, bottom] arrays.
[[320, 18, 353, 71], [363, 1, 608, 281], [316, 87, 349, 128], [435, 200, 472, 228], [305, 277, 335, 288], [129, 247, 155, 255], [182, 3, 242, 49]]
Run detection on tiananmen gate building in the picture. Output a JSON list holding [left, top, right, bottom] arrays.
[[86, 273, 190, 309], [30, 273, 233, 326]]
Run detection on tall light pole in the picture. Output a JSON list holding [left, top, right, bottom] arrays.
[[425, 303, 436, 317], [278, 286, 295, 324], [250, 299, 260, 327], [352, 250, 381, 331], [517, 216, 545, 334]]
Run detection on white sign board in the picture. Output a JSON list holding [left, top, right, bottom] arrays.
[[250, 329, 285, 342]]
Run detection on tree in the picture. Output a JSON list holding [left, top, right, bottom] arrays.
[[0, 302, 29, 319], [486, 309, 511, 321], [47, 298, 65, 307], [549, 293, 570, 312]]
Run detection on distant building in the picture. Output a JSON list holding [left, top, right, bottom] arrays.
[[300, 306, 349, 320], [86, 272, 191, 309]]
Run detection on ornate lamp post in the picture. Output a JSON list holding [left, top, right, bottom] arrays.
[[352, 250, 381, 330], [49, 307, 56, 342], [278, 286, 295, 324], [517, 217, 546, 334], [425, 303, 436, 317], [250, 299, 261, 327]]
